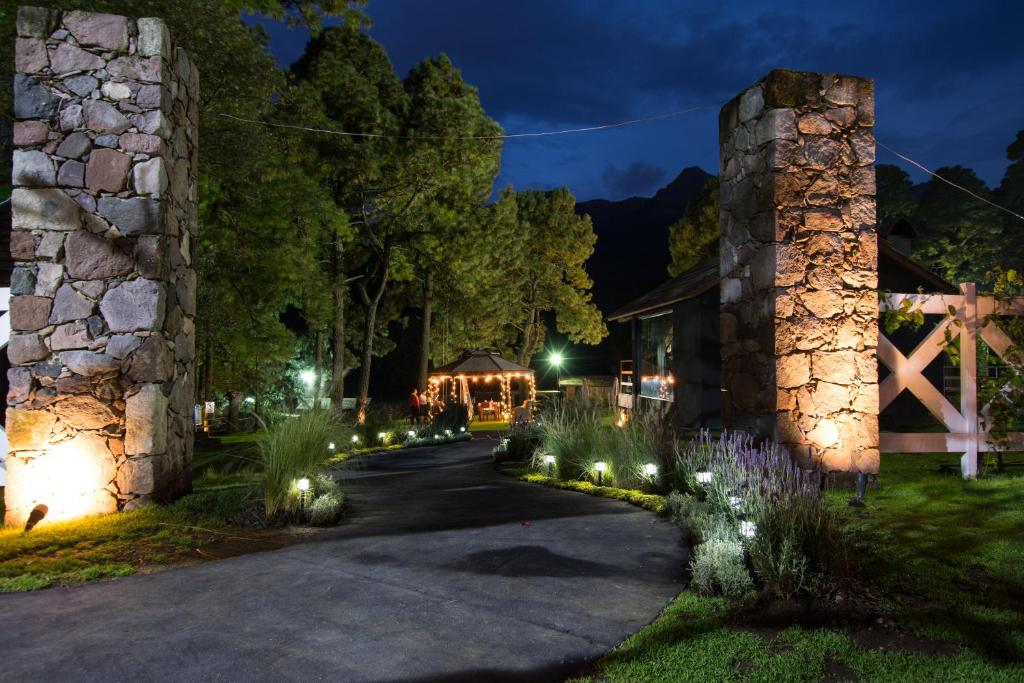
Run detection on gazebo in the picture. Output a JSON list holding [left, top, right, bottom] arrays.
[[428, 350, 537, 422]]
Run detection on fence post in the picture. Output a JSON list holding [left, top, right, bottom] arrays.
[[960, 282, 978, 479]]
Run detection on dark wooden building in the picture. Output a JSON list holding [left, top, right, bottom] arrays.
[[608, 233, 956, 430]]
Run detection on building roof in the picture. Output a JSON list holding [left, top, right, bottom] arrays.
[[607, 238, 957, 323], [430, 349, 534, 376], [607, 260, 718, 321]]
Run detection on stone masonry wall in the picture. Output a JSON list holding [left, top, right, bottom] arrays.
[[719, 70, 879, 473], [5, 7, 198, 525]]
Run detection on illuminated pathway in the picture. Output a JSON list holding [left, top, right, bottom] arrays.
[[0, 439, 686, 681]]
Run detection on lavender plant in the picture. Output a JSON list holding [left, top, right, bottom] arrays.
[[674, 430, 848, 598]]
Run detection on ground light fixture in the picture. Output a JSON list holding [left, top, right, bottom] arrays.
[[459, 426, 466, 433], [327, 442, 336, 452], [594, 461, 607, 486], [643, 463, 658, 477], [407, 430, 416, 438], [695, 470, 713, 485], [739, 521, 757, 538], [351, 434, 359, 444], [544, 454, 555, 476], [297, 478, 311, 513], [728, 495, 742, 509], [378, 431, 388, 442]]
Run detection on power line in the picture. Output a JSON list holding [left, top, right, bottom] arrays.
[[219, 107, 1022, 223], [218, 104, 712, 141], [877, 140, 1024, 223]]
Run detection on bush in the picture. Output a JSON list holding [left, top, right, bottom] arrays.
[[307, 477, 345, 527], [431, 403, 470, 435], [494, 422, 543, 462], [673, 430, 848, 599], [691, 534, 754, 598], [257, 410, 351, 520], [665, 491, 711, 544], [358, 405, 399, 447]]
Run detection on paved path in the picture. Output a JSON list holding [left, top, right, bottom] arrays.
[[0, 438, 686, 682]]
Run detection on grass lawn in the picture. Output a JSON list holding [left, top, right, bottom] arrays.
[[470, 420, 509, 432], [573, 452, 1024, 681]]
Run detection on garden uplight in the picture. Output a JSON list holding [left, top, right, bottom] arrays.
[[739, 521, 757, 538], [407, 430, 416, 438], [459, 426, 466, 433], [595, 460, 607, 485], [695, 471, 713, 485], [644, 463, 658, 476]]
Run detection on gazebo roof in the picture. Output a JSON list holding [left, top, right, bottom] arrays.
[[430, 350, 534, 377]]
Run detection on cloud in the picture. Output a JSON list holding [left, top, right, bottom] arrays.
[[601, 162, 668, 198]]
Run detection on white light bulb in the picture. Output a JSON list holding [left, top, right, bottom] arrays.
[[378, 432, 387, 440], [407, 430, 416, 438], [594, 461, 607, 473], [544, 454, 555, 464]]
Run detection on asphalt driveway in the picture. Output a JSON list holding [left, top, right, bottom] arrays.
[[0, 438, 686, 682]]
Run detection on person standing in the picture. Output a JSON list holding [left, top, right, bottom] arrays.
[[408, 388, 420, 426]]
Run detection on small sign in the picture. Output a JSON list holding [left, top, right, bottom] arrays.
[[205, 401, 215, 415]]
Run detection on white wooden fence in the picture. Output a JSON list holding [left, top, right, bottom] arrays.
[[879, 283, 1024, 479]]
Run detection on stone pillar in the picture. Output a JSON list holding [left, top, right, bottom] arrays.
[[5, 6, 198, 526], [718, 70, 879, 473]]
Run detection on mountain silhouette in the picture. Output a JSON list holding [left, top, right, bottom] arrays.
[[561, 166, 712, 375]]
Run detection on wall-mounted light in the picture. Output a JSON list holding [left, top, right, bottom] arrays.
[[594, 461, 607, 486]]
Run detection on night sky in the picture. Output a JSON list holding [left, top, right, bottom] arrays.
[[252, 0, 1024, 201]]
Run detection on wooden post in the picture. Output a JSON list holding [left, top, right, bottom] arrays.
[[960, 283, 978, 479]]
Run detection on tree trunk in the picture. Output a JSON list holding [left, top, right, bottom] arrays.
[[330, 238, 346, 410], [356, 245, 392, 419], [416, 269, 433, 392], [227, 391, 242, 433], [313, 329, 324, 407]]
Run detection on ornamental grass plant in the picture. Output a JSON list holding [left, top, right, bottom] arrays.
[[256, 410, 352, 520], [534, 398, 612, 482]]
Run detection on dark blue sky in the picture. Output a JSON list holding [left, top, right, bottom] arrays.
[[252, 0, 1024, 201]]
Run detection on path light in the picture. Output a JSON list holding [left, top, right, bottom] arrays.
[[351, 434, 359, 444], [377, 431, 388, 443], [407, 430, 416, 439], [544, 454, 555, 477], [244, 396, 255, 405], [644, 463, 658, 477], [594, 461, 607, 486], [739, 521, 757, 539], [327, 442, 336, 452], [444, 429, 453, 437], [459, 426, 466, 433], [297, 478, 311, 513], [695, 471, 713, 485], [728, 495, 742, 509], [434, 434, 441, 440]]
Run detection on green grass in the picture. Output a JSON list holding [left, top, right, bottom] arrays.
[[469, 420, 509, 432], [573, 452, 1024, 681], [0, 487, 253, 593]]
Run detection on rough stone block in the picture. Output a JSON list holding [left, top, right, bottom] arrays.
[[85, 148, 132, 193], [63, 10, 129, 51], [8, 334, 49, 364], [54, 394, 117, 430], [50, 283, 95, 324], [60, 350, 122, 376], [12, 188, 81, 231], [96, 196, 162, 235], [84, 100, 131, 135], [100, 278, 166, 332], [55, 132, 93, 160], [49, 43, 105, 75], [13, 74, 61, 120], [10, 295, 52, 332], [133, 158, 167, 196], [125, 385, 168, 456], [15, 37, 48, 73], [13, 120, 50, 147], [6, 408, 56, 451]]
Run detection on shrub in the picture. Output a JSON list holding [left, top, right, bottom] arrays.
[[307, 475, 345, 527], [495, 422, 542, 462], [691, 534, 754, 598], [673, 430, 848, 599], [256, 410, 351, 520], [665, 491, 711, 544], [359, 405, 398, 447], [431, 403, 470, 435]]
